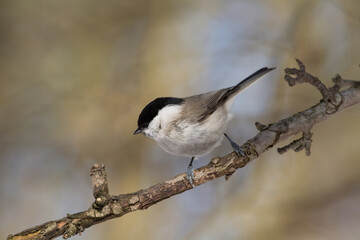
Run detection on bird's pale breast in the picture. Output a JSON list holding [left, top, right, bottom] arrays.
[[156, 106, 230, 157]]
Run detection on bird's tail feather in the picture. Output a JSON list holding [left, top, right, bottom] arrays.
[[227, 67, 276, 97]]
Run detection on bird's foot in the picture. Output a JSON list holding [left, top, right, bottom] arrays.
[[232, 143, 246, 158], [187, 165, 195, 187], [224, 133, 246, 158]]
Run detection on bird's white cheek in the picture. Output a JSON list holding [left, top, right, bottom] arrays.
[[142, 129, 155, 139], [142, 129, 151, 138], [143, 117, 161, 139]]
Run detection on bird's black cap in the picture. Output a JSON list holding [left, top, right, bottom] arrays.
[[134, 97, 184, 134]]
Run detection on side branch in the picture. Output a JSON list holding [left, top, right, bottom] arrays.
[[8, 62, 360, 240]]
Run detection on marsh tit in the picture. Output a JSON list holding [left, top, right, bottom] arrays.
[[134, 67, 275, 186]]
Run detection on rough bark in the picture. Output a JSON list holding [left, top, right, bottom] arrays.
[[7, 60, 360, 240]]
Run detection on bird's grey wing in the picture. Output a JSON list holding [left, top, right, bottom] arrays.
[[180, 89, 229, 124], [202, 88, 231, 110], [197, 88, 231, 122]]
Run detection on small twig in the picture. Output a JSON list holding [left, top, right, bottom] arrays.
[[255, 122, 270, 131], [285, 59, 342, 110], [90, 164, 110, 208], [285, 59, 331, 100], [331, 74, 360, 89], [278, 131, 312, 156]]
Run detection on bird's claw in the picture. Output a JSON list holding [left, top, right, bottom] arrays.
[[233, 145, 246, 158], [224, 133, 246, 158], [187, 165, 195, 187]]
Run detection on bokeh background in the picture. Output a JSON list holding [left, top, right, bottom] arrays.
[[1, 0, 360, 239]]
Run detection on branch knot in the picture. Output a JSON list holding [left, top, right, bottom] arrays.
[[90, 164, 110, 208]]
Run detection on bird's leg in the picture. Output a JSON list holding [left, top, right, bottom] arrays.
[[224, 133, 245, 157], [187, 157, 195, 187]]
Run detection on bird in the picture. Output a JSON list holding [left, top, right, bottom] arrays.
[[134, 67, 275, 186]]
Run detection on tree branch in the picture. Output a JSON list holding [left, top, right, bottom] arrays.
[[7, 60, 360, 240]]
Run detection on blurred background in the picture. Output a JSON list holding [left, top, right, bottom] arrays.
[[1, 0, 360, 239]]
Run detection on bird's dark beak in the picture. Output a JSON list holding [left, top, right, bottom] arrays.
[[133, 128, 142, 135]]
